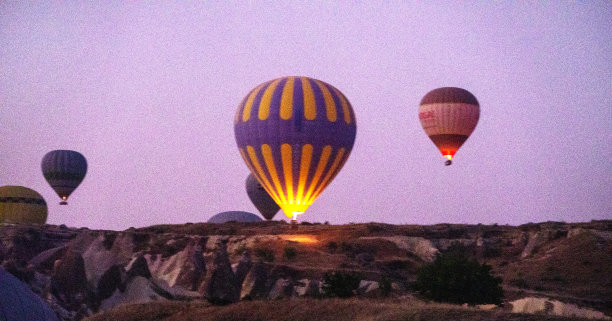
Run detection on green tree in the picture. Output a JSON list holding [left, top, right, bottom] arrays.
[[254, 248, 275, 262], [415, 244, 503, 305], [283, 246, 297, 260], [322, 271, 361, 298]]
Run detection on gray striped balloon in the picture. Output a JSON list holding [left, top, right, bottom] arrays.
[[246, 173, 280, 220], [41, 150, 87, 205]]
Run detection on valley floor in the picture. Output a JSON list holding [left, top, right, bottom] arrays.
[[84, 298, 602, 321]]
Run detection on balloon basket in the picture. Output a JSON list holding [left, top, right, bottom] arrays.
[[59, 201, 68, 205], [291, 219, 298, 230]]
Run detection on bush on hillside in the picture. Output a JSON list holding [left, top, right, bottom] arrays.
[[283, 247, 297, 260], [254, 248, 275, 262], [322, 271, 361, 298], [415, 244, 503, 305]]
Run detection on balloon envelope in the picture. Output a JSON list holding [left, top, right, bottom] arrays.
[[41, 150, 87, 204], [0, 268, 59, 320], [0, 186, 48, 225], [234, 76, 357, 220], [246, 173, 280, 220], [418, 87, 480, 163], [207, 211, 263, 223]]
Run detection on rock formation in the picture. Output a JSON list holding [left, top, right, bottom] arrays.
[[199, 240, 239, 304], [0, 220, 609, 320]]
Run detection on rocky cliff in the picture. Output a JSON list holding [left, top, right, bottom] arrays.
[[0, 220, 610, 320]]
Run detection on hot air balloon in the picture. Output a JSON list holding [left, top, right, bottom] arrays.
[[207, 211, 263, 223], [246, 173, 280, 220], [41, 150, 87, 205], [0, 186, 48, 225], [0, 268, 59, 320], [418, 87, 480, 166], [234, 76, 357, 224]]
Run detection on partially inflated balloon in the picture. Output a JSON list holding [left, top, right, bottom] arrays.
[[246, 173, 280, 220], [0, 186, 48, 224], [234, 76, 357, 221], [207, 211, 263, 223], [41, 150, 87, 205], [0, 268, 59, 320], [418, 87, 480, 165]]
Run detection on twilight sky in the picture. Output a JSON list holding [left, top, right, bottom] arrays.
[[1, 2, 610, 230]]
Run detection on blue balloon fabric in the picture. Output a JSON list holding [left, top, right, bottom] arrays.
[[207, 211, 263, 223], [0, 268, 58, 321]]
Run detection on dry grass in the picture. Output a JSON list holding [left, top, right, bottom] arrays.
[[85, 298, 597, 321]]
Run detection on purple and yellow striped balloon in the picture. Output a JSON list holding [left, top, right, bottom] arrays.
[[234, 76, 357, 221]]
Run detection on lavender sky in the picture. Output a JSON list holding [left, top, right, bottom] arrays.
[[1, 2, 610, 230]]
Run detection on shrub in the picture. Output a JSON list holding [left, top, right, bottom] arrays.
[[366, 224, 385, 233], [233, 244, 247, 256], [510, 271, 528, 289], [483, 246, 502, 258], [284, 247, 297, 260], [322, 271, 361, 298], [102, 232, 117, 250], [326, 241, 338, 253], [340, 241, 352, 253], [384, 260, 409, 270], [254, 248, 275, 262], [415, 246, 503, 305], [219, 226, 237, 235], [510, 278, 528, 289], [379, 277, 392, 297]]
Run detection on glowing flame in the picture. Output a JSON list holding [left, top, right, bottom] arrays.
[[444, 154, 453, 160], [280, 235, 318, 244], [281, 203, 309, 219]]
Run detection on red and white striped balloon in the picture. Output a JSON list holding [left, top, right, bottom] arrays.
[[418, 87, 480, 165]]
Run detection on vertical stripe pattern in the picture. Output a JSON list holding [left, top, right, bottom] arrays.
[[41, 150, 87, 202], [235, 76, 357, 219]]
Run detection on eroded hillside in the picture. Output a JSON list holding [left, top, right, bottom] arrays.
[[0, 220, 610, 320]]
